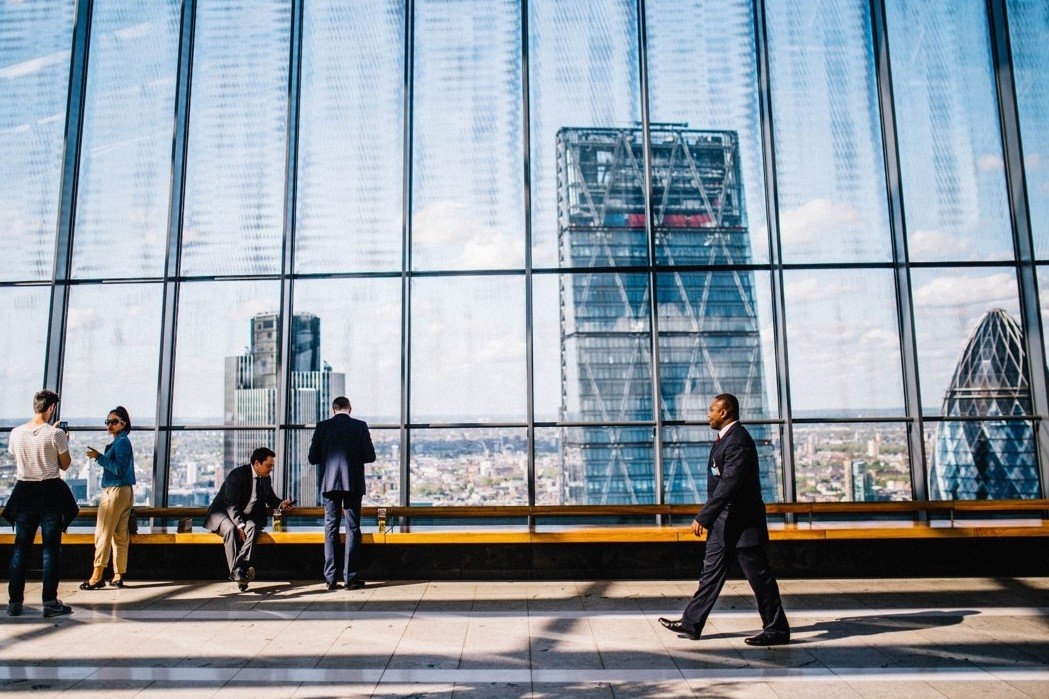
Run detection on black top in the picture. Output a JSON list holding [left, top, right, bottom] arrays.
[[2, 478, 81, 532], [694, 422, 769, 547]]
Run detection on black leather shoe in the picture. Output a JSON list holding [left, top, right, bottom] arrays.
[[326, 581, 340, 591], [744, 631, 790, 646], [657, 617, 699, 640], [345, 579, 366, 590], [79, 580, 106, 590]]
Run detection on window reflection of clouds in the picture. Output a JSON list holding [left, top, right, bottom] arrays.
[[62, 283, 163, 425], [887, 0, 1012, 262], [766, 0, 891, 263], [784, 270, 904, 414], [410, 276, 526, 422], [0, 288, 49, 420], [911, 269, 1022, 411], [72, 0, 180, 279], [0, 0, 74, 282], [295, 0, 404, 274], [411, 0, 523, 271], [1006, 0, 1049, 258], [180, 0, 290, 276]]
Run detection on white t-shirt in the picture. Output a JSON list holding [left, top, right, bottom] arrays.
[[8, 422, 69, 481]]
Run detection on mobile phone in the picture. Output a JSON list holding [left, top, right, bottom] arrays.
[[57, 421, 68, 431]]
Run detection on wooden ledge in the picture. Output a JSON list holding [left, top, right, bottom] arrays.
[[1, 520, 1047, 545]]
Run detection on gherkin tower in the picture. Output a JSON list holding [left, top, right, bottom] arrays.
[[931, 309, 1041, 500]]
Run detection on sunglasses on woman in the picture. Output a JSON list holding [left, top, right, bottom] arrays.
[[104, 419, 123, 426]]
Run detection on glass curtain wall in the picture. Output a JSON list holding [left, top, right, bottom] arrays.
[[1, 0, 1046, 507]]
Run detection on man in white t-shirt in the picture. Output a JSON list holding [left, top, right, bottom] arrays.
[[5, 390, 74, 618]]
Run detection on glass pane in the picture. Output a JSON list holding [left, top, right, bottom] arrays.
[[283, 428, 399, 507], [171, 280, 281, 424], [1008, 0, 1049, 258], [72, 0, 180, 279], [167, 429, 273, 506], [552, 272, 652, 423], [61, 283, 163, 426], [180, 0, 290, 276], [409, 276, 525, 422], [529, 0, 642, 267], [292, 278, 402, 423], [0, 0, 75, 281], [925, 419, 1039, 500], [65, 429, 155, 506], [887, 0, 1013, 262], [664, 424, 781, 504], [409, 427, 526, 506], [411, 0, 523, 271], [766, 0, 891, 262], [657, 270, 778, 422], [646, 0, 768, 264], [783, 269, 904, 416], [0, 286, 50, 503], [911, 268, 1023, 413], [560, 425, 654, 505], [1040, 267, 1049, 369], [295, 0, 404, 273], [0, 287, 49, 425], [794, 423, 912, 502]]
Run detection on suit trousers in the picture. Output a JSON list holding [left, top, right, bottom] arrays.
[[216, 517, 258, 576], [323, 492, 363, 584], [681, 534, 790, 638], [93, 485, 133, 572]]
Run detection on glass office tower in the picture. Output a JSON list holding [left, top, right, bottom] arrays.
[[224, 313, 344, 502], [557, 126, 777, 504], [931, 309, 1041, 499]]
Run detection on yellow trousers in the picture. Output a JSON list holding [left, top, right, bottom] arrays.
[[93, 485, 133, 572]]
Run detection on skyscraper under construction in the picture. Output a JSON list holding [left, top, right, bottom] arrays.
[[557, 126, 778, 504]]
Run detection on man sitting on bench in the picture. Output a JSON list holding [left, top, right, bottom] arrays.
[[205, 447, 294, 591]]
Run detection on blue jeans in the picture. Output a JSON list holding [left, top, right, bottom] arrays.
[[323, 492, 363, 584], [8, 510, 63, 605]]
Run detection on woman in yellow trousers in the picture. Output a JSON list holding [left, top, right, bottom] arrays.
[[81, 406, 136, 589]]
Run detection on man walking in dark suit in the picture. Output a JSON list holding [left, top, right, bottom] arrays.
[[308, 396, 376, 590], [205, 447, 294, 591], [659, 393, 790, 646]]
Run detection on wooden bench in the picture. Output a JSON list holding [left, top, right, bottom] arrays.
[[2, 500, 1046, 545]]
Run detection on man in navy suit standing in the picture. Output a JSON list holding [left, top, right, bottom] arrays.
[[659, 393, 790, 646], [308, 396, 376, 590]]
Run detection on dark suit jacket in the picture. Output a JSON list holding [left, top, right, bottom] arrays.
[[205, 464, 282, 532], [308, 413, 376, 497], [694, 422, 769, 548]]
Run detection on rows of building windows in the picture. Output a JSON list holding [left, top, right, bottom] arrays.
[[0, 0, 1047, 508]]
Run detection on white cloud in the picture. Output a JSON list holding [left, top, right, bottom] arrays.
[[908, 228, 972, 258], [912, 272, 1016, 309], [784, 276, 848, 303], [977, 154, 1004, 171], [412, 200, 519, 268], [778, 198, 862, 246], [1025, 153, 1041, 170]]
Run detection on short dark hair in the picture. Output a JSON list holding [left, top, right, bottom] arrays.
[[109, 406, 132, 431], [332, 396, 351, 411], [33, 390, 60, 415], [250, 447, 276, 465], [714, 393, 740, 420]]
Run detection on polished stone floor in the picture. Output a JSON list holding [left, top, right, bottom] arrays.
[[0, 576, 1046, 697]]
